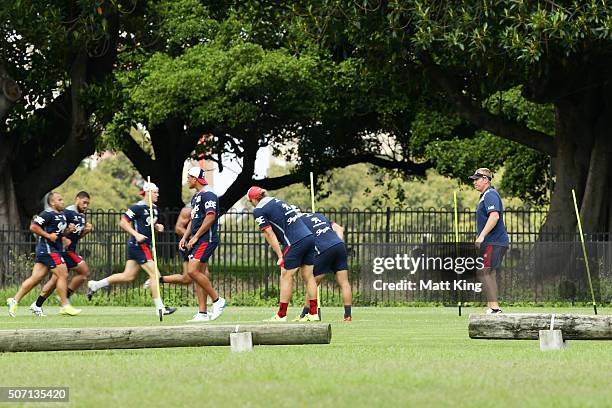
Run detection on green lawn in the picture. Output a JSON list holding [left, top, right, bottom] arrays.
[[1, 306, 611, 407]]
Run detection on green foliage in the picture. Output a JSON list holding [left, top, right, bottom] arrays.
[[57, 154, 140, 210]]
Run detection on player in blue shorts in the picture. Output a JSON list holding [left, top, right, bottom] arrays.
[[178, 167, 226, 322], [469, 168, 509, 314], [87, 182, 176, 317], [247, 186, 318, 322], [6, 192, 81, 317], [30, 191, 93, 316], [296, 213, 353, 321]]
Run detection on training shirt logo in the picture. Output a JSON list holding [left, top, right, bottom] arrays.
[[204, 200, 216, 210], [255, 216, 266, 226]]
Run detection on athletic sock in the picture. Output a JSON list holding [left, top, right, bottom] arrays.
[[309, 299, 318, 316], [344, 305, 352, 318], [94, 278, 109, 290], [300, 306, 310, 318], [35, 295, 47, 307], [153, 297, 164, 310], [199, 310, 207, 315], [213, 297, 219, 303], [278, 302, 288, 318], [159, 276, 164, 284], [67, 288, 74, 298]]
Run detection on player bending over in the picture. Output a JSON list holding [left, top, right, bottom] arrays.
[[296, 213, 353, 321], [247, 186, 318, 322]]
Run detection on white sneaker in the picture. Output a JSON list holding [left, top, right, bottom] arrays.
[[29, 302, 46, 317], [7, 297, 17, 317], [209, 297, 226, 321], [186, 312, 210, 323]]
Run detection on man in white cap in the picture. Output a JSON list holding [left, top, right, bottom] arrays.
[[87, 181, 176, 317], [178, 167, 226, 322]]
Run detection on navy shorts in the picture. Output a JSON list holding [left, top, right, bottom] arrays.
[[480, 244, 507, 270], [282, 235, 315, 270], [36, 252, 65, 270], [179, 247, 190, 262], [314, 243, 348, 276], [127, 242, 154, 265], [189, 240, 218, 263], [62, 250, 84, 269]]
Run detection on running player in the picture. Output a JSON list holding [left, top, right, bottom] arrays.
[[86, 182, 176, 317], [246, 186, 318, 322], [296, 213, 353, 321], [6, 192, 81, 317], [29, 191, 93, 316], [178, 167, 225, 322]]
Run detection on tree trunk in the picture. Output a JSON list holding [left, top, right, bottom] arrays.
[[541, 87, 612, 235]]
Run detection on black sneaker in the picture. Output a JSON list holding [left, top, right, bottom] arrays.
[[486, 308, 503, 315], [163, 306, 177, 315]]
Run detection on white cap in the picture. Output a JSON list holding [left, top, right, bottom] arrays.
[[139, 181, 159, 196], [187, 167, 207, 185]]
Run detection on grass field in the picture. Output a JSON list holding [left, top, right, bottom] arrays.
[[1, 306, 611, 407]]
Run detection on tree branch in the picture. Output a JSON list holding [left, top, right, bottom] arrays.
[[422, 57, 556, 156], [122, 130, 153, 176]]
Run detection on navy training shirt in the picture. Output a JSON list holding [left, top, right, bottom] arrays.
[[190, 187, 219, 243], [64, 205, 86, 252], [476, 187, 509, 246], [123, 201, 158, 245], [32, 209, 68, 254], [253, 197, 311, 247], [300, 212, 343, 254]]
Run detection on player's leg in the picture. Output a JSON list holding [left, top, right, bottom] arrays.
[[186, 262, 211, 322], [335, 270, 352, 321], [187, 240, 225, 320], [140, 261, 176, 315], [87, 260, 141, 300], [67, 259, 90, 296], [299, 264, 319, 320], [52, 263, 81, 315], [298, 273, 325, 320], [268, 265, 297, 321], [7, 262, 49, 316], [476, 245, 503, 313]]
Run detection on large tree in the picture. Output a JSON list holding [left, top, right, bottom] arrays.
[[0, 1, 133, 226], [105, 0, 431, 211], [294, 0, 612, 233]]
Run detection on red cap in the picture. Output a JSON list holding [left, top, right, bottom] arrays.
[[247, 186, 265, 201]]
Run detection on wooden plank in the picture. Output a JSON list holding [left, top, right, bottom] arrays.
[[469, 314, 612, 340], [0, 324, 332, 352]]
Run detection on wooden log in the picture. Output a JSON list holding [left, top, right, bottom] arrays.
[[0, 324, 332, 352], [469, 314, 612, 340]]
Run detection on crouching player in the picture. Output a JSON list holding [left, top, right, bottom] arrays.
[[247, 186, 318, 322], [87, 182, 176, 317], [6, 192, 81, 316], [297, 213, 353, 321], [30, 191, 93, 316]]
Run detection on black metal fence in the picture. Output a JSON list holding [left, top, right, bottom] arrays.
[[1, 208, 610, 305]]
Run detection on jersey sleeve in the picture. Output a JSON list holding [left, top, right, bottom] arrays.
[[253, 208, 271, 231], [32, 211, 49, 227], [123, 205, 140, 222], [483, 192, 502, 214], [203, 192, 218, 217]]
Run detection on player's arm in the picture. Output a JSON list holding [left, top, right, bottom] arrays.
[[189, 213, 215, 243], [332, 222, 344, 240], [120, 215, 147, 242], [262, 227, 284, 261], [476, 212, 499, 244], [81, 223, 93, 238], [175, 207, 191, 236], [30, 222, 58, 243]]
